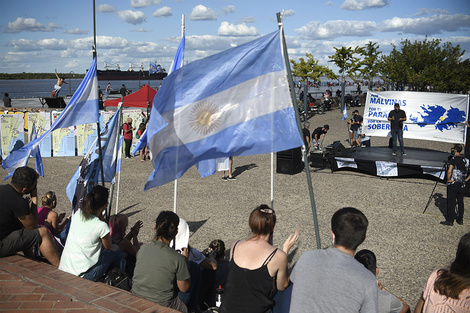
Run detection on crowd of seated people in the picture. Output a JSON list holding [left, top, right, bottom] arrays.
[[2, 166, 470, 313]]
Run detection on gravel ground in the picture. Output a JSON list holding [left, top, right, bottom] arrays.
[[2, 104, 468, 308]]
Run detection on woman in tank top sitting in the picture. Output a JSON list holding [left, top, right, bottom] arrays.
[[220, 204, 299, 313]]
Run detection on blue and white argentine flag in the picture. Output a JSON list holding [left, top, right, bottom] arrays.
[[145, 30, 303, 189], [2, 58, 99, 179]]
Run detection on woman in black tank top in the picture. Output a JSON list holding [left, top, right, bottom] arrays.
[[220, 204, 299, 313]]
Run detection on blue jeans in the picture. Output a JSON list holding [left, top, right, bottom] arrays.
[[82, 248, 125, 281], [391, 129, 404, 153]]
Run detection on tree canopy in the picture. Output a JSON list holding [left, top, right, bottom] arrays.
[[379, 38, 469, 93], [290, 53, 336, 83]]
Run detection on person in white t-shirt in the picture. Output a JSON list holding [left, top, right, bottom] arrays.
[[59, 186, 124, 281]]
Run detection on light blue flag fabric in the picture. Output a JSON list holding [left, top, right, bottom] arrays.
[[145, 30, 303, 190], [168, 34, 185, 75], [66, 107, 121, 212], [30, 125, 44, 177], [132, 129, 147, 157], [342, 102, 348, 120], [1, 124, 43, 180], [2, 58, 99, 179], [149, 62, 160, 75]]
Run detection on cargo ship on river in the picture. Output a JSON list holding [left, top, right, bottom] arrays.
[[97, 61, 167, 81]]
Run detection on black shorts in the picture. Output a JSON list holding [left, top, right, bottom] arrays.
[[0, 228, 41, 257]]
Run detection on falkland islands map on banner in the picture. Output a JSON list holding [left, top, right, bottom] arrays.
[[0, 114, 25, 159], [51, 111, 75, 157], [364, 91, 469, 144], [28, 112, 52, 157]]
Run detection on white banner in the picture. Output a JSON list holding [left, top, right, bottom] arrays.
[[364, 91, 469, 144]]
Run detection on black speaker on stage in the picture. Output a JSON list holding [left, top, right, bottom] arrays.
[[329, 141, 346, 156], [277, 147, 302, 174], [309, 152, 326, 168]]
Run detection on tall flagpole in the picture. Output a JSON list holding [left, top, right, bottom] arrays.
[[277, 12, 321, 249], [93, 0, 106, 190]]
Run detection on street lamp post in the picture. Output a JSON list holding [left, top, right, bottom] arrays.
[[69, 71, 74, 96]]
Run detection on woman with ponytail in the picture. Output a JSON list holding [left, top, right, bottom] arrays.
[[132, 211, 191, 312], [59, 186, 124, 281], [415, 232, 470, 313]]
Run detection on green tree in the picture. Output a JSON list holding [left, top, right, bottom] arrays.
[[290, 53, 336, 83], [359, 42, 381, 90], [379, 38, 469, 93]]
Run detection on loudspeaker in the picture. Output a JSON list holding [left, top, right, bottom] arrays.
[[277, 147, 302, 174], [309, 152, 326, 168], [329, 141, 346, 156]]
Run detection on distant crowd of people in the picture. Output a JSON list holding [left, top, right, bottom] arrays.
[[1, 166, 469, 312]]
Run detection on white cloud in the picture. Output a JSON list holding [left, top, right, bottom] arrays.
[[240, 16, 256, 24], [4, 17, 60, 33], [117, 10, 146, 25], [325, 1, 333, 6], [217, 22, 259, 36], [223, 5, 236, 14], [63, 28, 88, 35], [65, 60, 79, 68], [130, 0, 161, 8], [283, 9, 295, 17], [381, 14, 470, 35], [97, 4, 117, 13], [340, 0, 388, 11], [414, 8, 449, 17], [190, 5, 218, 21], [130, 28, 149, 32], [153, 6, 172, 17], [295, 20, 377, 39]]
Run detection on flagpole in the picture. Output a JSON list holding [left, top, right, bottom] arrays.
[[107, 106, 122, 216], [277, 12, 321, 249], [93, 0, 106, 190], [270, 152, 274, 209], [173, 14, 185, 213]]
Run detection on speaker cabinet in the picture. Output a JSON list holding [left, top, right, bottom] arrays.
[[309, 152, 326, 168], [328, 141, 353, 157], [277, 147, 302, 174]]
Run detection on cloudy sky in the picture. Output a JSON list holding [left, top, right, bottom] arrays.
[[1, 0, 469, 74]]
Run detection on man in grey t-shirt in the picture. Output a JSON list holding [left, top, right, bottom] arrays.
[[289, 207, 378, 313]]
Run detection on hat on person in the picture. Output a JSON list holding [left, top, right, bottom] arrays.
[[353, 110, 359, 113]]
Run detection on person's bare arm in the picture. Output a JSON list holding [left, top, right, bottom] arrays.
[[101, 233, 113, 250], [414, 294, 425, 313], [447, 164, 454, 183], [177, 279, 191, 293], [19, 186, 38, 229], [55, 69, 59, 80], [199, 253, 217, 271]]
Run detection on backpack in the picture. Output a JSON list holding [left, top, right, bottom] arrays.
[[104, 268, 131, 291]]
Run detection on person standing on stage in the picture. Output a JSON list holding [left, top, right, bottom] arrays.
[[441, 144, 470, 226], [123, 118, 134, 159], [388, 103, 407, 156], [348, 110, 363, 147]]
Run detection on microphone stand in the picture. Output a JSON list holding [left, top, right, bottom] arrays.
[[423, 157, 450, 214]]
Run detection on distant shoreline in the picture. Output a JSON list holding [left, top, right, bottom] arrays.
[[0, 73, 85, 80]]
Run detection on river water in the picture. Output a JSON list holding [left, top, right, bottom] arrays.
[[0, 78, 362, 108]]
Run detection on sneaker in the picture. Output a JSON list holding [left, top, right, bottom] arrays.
[[125, 156, 130, 159], [221, 177, 228, 181], [228, 176, 237, 181], [440, 221, 453, 226], [402, 152, 407, 156], [456, 220, 463, 225], [392, 152, 397, 156]]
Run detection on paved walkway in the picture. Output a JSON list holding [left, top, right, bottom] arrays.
[[0, 255, 179, 313]]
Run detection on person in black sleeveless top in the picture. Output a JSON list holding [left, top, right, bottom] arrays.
[[220, 204, 299, 313]]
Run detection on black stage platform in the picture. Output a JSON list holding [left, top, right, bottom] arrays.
[[328, 146, 450, 181]]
